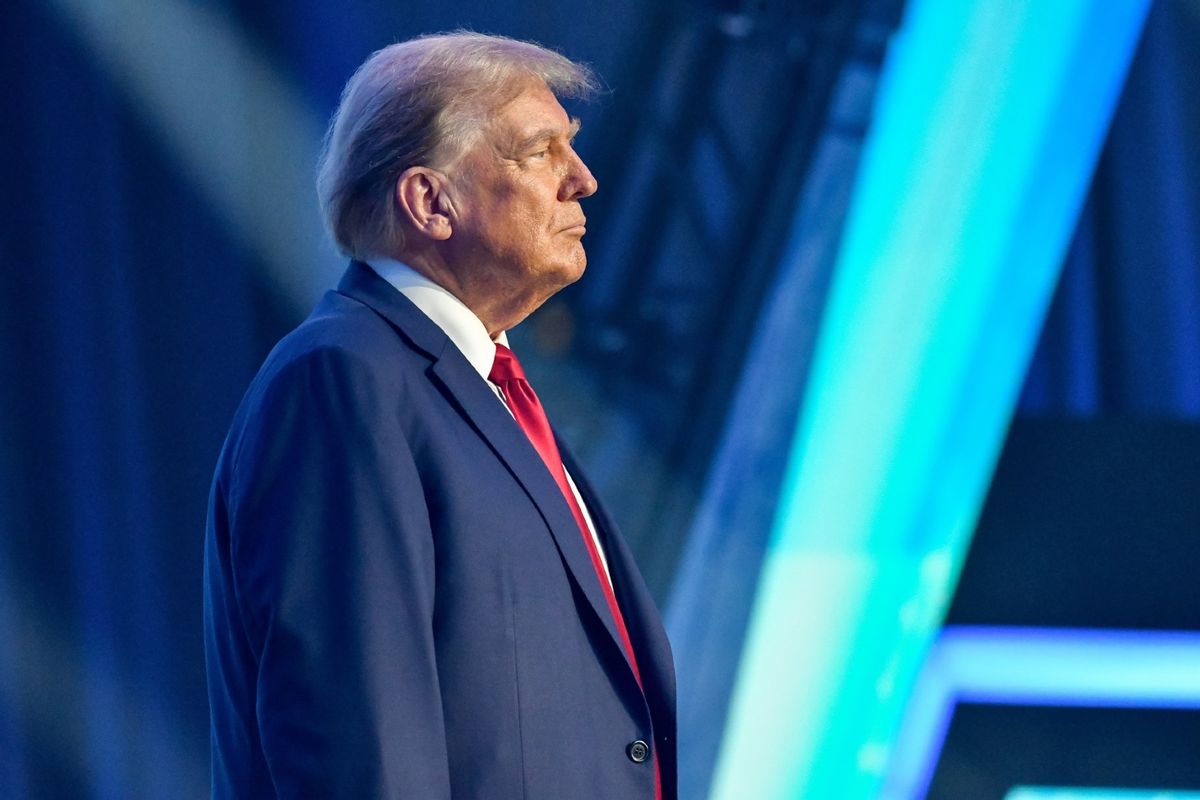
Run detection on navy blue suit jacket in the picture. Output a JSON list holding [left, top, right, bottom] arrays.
[[204, 262, 676, 798]]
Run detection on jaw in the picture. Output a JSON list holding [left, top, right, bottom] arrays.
[[422, 231, 589, 335], [477, 275, 577, 337]]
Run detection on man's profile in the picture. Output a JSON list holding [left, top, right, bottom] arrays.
[[204, 32, 676, 799]]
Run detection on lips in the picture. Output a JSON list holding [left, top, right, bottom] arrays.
[[561, 219, 587, 233]]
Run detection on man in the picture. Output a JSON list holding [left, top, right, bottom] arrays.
[[204, 32, 676, 799]]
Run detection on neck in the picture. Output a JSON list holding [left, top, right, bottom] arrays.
[[400, 248, 541, 337]]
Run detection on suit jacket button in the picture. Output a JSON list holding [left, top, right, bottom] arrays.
[[627, 740, 650, 763]]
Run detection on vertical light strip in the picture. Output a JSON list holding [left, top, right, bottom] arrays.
[[709, 2, 1149, 798]]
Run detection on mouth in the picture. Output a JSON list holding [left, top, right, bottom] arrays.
[[561, 219, 587, 234]]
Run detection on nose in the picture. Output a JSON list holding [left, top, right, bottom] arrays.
[[560, 146, 598, 201]]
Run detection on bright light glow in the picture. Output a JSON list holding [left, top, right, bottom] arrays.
[[886, 627, 1200, 800], [1006, 789, 1200, 800], [710, 1, 1150, 798]]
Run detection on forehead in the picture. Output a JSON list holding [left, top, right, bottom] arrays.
[[485, 82, 574, 146]]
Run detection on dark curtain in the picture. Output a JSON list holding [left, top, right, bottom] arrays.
[[1021, 0, 1200, 420], [0, 4, 285, 797]]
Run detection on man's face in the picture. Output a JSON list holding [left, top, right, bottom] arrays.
[[445, 81, 598, 317]]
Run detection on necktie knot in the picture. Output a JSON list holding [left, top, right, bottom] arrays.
[[489, 343, 526, 384]]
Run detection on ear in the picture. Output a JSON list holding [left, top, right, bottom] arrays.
[[395, 167, 454, 241]]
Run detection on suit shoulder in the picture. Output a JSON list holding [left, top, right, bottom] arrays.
[[214, 291, 432, 481], [266, 290, 423, 374]]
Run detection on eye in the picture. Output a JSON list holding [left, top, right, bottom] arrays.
[[529, 148, 549, 160]]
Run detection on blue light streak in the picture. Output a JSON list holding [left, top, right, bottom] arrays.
[[887, 627, 1200, 800]]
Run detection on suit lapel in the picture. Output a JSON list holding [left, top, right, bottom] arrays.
[[560, 442, 677, 719], [335, 262, 635, 681]]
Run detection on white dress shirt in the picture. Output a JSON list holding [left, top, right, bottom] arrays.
[[367, 257, 612, 584]]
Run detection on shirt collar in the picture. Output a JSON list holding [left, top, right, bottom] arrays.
[[366, 257, 507, 381]]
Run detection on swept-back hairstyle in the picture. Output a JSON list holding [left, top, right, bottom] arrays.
[[316, 32, 599, 260]]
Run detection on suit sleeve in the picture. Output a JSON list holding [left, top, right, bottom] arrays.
[[225, 345, 450, 798]]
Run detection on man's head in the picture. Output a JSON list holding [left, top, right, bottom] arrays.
[[317, 32, 600, 333]]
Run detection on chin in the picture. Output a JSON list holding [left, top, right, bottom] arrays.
[[564, 249, 588, 282], [542, 258, 586, 292]]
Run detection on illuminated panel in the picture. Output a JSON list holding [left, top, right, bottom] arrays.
[[1007, 790, 1200, 800], [887, 627, 1200, 798], [709, 1, 1150, 798]]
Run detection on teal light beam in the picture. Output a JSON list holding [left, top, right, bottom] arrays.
[[709, 1, 1150, 798]]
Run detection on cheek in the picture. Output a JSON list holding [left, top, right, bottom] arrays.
[[480, 212, 545, 271], [510, 204, 552, 248]]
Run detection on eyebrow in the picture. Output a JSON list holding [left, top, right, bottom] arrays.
[[512, 117, 583, 154]]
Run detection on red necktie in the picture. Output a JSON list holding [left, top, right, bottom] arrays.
[[489, 344, 661, 800]]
